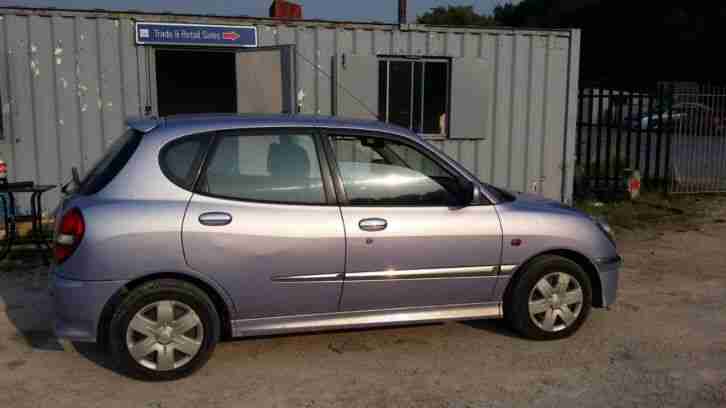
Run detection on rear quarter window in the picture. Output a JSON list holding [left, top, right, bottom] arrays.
[[159, 134, 210, 190], [79, 129, 143, 195]]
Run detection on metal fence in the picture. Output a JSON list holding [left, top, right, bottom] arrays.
[[669, 85, 726, 194], [575, 84, 673, 200]]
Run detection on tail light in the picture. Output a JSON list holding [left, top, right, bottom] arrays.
[[54, 208, 85, 264]]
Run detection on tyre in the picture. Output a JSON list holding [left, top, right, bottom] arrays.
[[109, 279, 221, 381], [506, 255, 592, 340]]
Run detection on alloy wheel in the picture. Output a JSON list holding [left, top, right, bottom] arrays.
[[528, 272, 584, 332], [125, 300, 204, 371]]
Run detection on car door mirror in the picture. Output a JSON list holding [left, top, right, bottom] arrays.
[[455, 180, 475, 206]]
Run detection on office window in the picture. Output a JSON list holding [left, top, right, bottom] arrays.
[[378, 58, 450, 137]]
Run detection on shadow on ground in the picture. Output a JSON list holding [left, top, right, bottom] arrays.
[[0, 265, 63, 352], [461, 318, 521, 339], [0, 264, 125, 375], [73, 342, 117, 371]]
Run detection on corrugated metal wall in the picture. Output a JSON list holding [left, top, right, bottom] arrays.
[[0, 8, 580, 212], [0, 11, 148, 211]]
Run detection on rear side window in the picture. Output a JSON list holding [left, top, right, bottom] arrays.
[[79, 129, 143, 195], [198, 131, 325, 205], [159, 134, 209, 190]]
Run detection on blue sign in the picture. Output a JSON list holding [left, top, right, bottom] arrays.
[[135, 22, 257, 48]]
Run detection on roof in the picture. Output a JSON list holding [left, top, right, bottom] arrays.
[[0, 6, 573, 35], [128, 113, 419, 140], [0, 5, 395, 28]]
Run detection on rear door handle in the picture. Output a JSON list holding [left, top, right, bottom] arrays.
[[359, 218, 387, 232], [199, 212, 232, 226]]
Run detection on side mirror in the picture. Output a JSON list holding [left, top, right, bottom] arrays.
[[456, 180, 476, 206]]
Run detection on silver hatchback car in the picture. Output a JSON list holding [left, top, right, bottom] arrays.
[[51, 114, 621, 381]]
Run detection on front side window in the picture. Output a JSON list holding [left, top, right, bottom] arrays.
[[199, 132, 325, 205], [378, 58, 450, 137], [329, 134, 460, 206]]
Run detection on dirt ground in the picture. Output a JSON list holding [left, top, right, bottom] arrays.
[[0, 197, 725, 408]]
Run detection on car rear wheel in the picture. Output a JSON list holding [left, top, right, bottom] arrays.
[[109, 279, 220, 381], [507, 255, 592, 340]]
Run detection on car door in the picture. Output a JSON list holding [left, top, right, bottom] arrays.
[[182, 129, 345, 319], [324, 131, 503, 312]]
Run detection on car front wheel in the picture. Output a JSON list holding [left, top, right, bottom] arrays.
[[507, 255, 592, 340], [109, 279, 220, 381]]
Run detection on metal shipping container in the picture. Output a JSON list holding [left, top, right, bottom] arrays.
[[0, 7, 581, 212]]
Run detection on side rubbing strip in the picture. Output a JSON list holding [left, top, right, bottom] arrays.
[[346, 265, 499, 280], [499, 265, 518, 274], [271, 273, 342, 282], [272, 265, 519, 283]]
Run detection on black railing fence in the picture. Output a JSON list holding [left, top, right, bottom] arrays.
[[575, 83, 675, 200]]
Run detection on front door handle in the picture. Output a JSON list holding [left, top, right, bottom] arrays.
[[199, 212, 232, 226], [359, 218, 387, 232]]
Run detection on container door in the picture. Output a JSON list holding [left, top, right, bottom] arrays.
[[236, 46, 296, 114], [449, 58, 492, 139], [334, 54, 379, 119]]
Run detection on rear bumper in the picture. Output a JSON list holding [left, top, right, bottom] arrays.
[[49, 269, 128, 343], [595, 255, 622, 307]]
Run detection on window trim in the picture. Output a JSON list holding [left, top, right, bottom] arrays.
[[320, 129, 471, 207], [0, 88, 4, 141], [191, 127, 335, 207], [378, 55, 452, 138]]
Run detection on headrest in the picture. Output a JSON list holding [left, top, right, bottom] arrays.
[[267, 138, 311, 178]]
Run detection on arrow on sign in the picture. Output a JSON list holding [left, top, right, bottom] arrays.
[[223, 31, 240, 41]]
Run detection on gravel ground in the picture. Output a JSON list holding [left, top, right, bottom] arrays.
[[0, 199, 725, 408]]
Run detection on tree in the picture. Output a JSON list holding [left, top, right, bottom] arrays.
[[493, 0, 595, 27], [417, 5, 497, 27], [417, 1, 726, 85], [491, 0, 726, 86]]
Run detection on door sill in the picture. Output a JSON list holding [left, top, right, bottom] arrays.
[[231, 302, 502, 338]]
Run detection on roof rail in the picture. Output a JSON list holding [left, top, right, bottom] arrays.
[[126, 116, 162, 133]]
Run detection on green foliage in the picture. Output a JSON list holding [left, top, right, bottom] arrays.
[[493, 0, 596, 27], [489, 0, 726, 86], [416, 5, 497, 27], [575, 193, 700, 231], [416, 1, 725, 86]]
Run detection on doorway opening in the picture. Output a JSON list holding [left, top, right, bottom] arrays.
[[155, 50, 237, 116]]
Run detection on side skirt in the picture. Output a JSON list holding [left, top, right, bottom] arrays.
[[231, 302, 502, 338]]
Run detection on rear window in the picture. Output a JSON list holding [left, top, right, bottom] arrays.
[[159, 134, 209, 190], [79, 129, 143, 195]]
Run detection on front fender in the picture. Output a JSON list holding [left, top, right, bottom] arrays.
[[493, 197, 620, 307]]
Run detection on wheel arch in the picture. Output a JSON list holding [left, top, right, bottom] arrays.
[[97, 272, 234, 348], [503, 249, 605, 315]]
